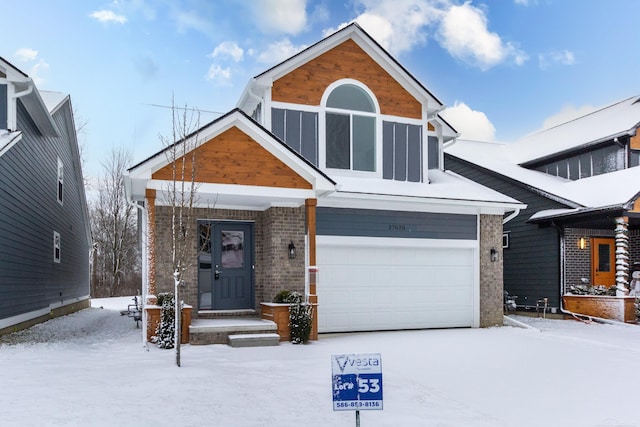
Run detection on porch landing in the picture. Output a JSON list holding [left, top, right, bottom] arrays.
[[189, 318, 279, 346]]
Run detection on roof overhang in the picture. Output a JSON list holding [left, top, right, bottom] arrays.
[[528, 205, 640, 229], [125, 109, 336, 209]]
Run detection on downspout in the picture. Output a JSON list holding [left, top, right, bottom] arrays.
[[503, 209, 520, 225], [129, 198, 149, 349]]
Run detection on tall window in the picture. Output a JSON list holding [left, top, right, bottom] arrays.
[[325, 84, 377, 172], [53, 231, 61, 263], [57, 157, 64, 204]]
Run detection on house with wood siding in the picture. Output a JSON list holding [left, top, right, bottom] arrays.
[[125, 24, 524, 341], [445, 96, 640, 313], [0, 57, 91, 334]]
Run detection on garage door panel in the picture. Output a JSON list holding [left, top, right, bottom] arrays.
[[317, 240, 475, 333]]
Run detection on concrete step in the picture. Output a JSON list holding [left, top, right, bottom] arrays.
[[228, 333, 280, 348], [189, 318, 278, 345]]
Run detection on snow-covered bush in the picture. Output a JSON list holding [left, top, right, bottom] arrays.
[[287, 291, 312, 344], [568, 284, 617, 296], [152, 292, 175, 349]]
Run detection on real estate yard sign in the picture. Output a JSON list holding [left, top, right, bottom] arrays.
[[332, 353, 383, 411]]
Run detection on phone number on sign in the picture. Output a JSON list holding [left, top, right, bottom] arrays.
[[335, 401, 381, 409]]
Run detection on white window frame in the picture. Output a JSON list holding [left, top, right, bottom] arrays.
[[53, 231, 61, 263], [57, 157, 63, 205], [319, 79, 382, 177]]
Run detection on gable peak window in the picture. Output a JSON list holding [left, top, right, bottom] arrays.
[[324, 82, 378, 172]]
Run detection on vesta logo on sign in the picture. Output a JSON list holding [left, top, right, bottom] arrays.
[[334, 354, 381, 373]]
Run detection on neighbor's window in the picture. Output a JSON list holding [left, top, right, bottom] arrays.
[[53, 231, 61, 263], [325, 84, 377, 172], [57, 157, 64, 204]]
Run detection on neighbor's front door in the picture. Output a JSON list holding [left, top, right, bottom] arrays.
[[211, 222, 254, 310], [591, 237, 615, 287]]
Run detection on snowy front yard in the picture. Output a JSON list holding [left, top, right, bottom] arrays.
[[1, 298, 640, 427]]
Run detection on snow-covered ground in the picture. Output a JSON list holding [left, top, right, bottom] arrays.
[[2, 298, 640, 427]]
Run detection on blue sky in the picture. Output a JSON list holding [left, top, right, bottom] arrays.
[[3, 0, 640, 182]]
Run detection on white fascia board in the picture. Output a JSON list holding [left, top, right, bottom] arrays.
[[318, 191, 524, 215], [149, 179, 317, 200]]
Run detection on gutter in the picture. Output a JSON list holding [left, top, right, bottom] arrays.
[[12, 79, 34, 99]]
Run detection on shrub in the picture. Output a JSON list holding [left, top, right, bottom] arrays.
[[152, 292, 175, 349], [273, 290, 292, 303], [287, 291, 312, 344]]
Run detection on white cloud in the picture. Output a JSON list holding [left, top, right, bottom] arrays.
[[538, 50, 576, 70], [324, 1, 525, 68], [324, 0, 440, 56], [540, 104, 596, 130], [206, 64, 231, 84], [514, 0, 529, 5], [252, 0, 307, 35], [257, 38, 307, 64], [437, 2, 527, 70], [440, 101, 496, 141], [13, 48, 49, 85], [89, 10, 127, 24], [15, 48, 38, 62], [175, 9, 213, 36], [211, 41, 244, 63]]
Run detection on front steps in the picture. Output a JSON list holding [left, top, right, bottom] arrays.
[[189, 317, 280, 346]]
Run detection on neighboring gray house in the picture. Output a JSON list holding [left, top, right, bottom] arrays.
[[0, 57, 90, 334], [445, 96, 640, 313]]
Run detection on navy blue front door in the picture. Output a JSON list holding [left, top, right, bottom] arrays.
[[212, 222, 254, 310]]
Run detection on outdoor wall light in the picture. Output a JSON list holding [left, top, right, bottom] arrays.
[[579, 237, 587, 250], [288, 241, 296, 259], [490, 248, 499, 262]]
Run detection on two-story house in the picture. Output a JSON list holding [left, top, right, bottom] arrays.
[[0, 57, 91, 335], [446, 96, 640, 313], [125, 24, 523, 339]]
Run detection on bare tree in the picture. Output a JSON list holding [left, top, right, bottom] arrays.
[[160, 98, 201, 367], [90, 147, 140, 297]]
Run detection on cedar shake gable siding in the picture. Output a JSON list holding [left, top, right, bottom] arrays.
[[152, 127, 312, 189], [272, 39, 422, 120]]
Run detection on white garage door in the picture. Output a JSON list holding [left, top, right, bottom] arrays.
[[317, 236, 477, 333]]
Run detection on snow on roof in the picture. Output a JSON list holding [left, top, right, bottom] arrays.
[[507, 96, 640, 164], [328, 169, 523, 209], [446, 139, 640, 209], [39, 90, 68, 114]]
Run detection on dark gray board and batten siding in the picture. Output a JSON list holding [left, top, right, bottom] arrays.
[[0, 100, 90, 321], [445, 154, 566, 308], [0, 84, 7, 130], [317, 207, 477, 240]]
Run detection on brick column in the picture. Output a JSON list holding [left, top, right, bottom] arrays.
[[306, 198, 318, 340], [479, 214, 504, 327]]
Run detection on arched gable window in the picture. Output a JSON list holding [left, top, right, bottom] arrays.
[[324, 83, 377, 172]]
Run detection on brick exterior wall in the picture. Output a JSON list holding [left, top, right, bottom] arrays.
[[631, 229, 640, 270], [479, 214, 504, 327], [563, 228, 610, 292], [153, 205, 306, 317]]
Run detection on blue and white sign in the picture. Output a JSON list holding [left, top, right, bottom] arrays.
[[331, 353, 383, 411]]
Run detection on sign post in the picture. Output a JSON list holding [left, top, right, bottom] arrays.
[[332, 353, 383, 425]]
